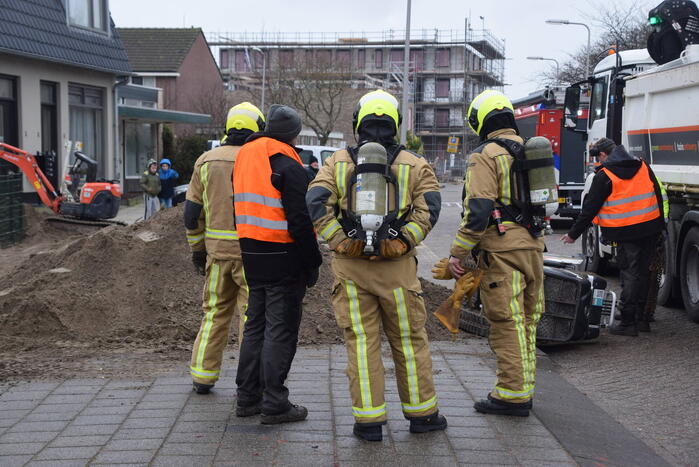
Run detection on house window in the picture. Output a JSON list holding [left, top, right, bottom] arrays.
[[337, 49, 351, 67], [374, 49, 383, 68], [410, 49, 424, 71], [436, 48, 450, 67], [390, 49, 404, 66], [436, 79, 450, 98], [131, 76, 143, 85], [316, 50, 332, 65], [69, 84, 104, 172], [279, 50, 294, 68], [357, 49, 366, 68], [435, 108, 449, 127], [68, 0, 107, 32], [235, 51, 250, 72], [124, 122, 155, 178], [0, 76, 18, 148], [40, 82, 58, 155], [220, 50, 229, 69]]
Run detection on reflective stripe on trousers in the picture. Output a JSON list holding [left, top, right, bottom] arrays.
[[190, 260, 248, 384], [194, 262, 220, 373], [346, 280, 384, 418]]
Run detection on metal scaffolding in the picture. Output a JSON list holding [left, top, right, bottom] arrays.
[[207, 25, 506, 177]]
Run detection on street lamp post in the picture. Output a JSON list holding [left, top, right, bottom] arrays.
[[400, 0, 412, 145], [526, 56, 560, 83], [545, 19, 591, 78], [251, 46, 266, 111]]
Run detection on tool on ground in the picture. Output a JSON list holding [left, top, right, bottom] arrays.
[[433, 256, 484, 333], [1, 142, 121, 224]]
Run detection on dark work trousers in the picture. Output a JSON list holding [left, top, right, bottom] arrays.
[[617, 234, 660, 325], [236, 275, 306, 415]]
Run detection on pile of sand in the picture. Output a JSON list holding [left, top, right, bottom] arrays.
[[0, 205, 464, 378]]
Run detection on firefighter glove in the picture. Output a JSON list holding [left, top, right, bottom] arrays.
[[192, 250, 207, 276], [379, 238, 408, 258], [454, 269, 484, 303], [431, 257, 453, 280], [335, 238, 365, 257]]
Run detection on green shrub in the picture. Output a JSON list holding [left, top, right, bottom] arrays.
[[162, 125, 175, 158], [172, 134, 207, 184]]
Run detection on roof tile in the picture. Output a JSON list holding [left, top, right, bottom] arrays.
[[0, 0, 131, 74], [116, 28, 202, 72]]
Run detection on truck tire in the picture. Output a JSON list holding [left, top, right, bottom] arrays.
[[581, 224, 608, 274], [679, 227, 699, 322], [657, 231, 683, 307]]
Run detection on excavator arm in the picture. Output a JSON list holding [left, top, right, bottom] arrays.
[[0, 143, 63, 213]]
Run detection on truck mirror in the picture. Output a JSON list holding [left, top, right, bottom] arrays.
[[564, 85, 582, 129]]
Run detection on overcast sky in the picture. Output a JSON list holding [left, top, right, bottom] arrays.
[[110, 0, 647, 99]]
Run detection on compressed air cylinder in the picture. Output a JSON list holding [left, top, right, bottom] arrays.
[[354, 142, 388, 216], [524, 136, 558, 206], [354, 142, 388, 254]]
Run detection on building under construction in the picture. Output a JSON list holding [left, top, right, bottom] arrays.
[[209, 25, 505, 172]]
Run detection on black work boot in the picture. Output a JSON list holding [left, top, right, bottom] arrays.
[[260, 404, 308, 425], [235, 402, 262, 417], [192, 382, 213, 394], [474, 395, 530, 417], [609, 322, 639, 336], [408, 411, 448, 433], [353, 421, 385, 441]]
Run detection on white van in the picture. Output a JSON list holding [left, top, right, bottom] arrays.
[[297, 145, 340, 168]]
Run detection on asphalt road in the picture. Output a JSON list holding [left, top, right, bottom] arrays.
[[418, 183, 699, 466]]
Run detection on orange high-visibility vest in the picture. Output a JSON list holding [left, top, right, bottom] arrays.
[[233, 137, 303, 243], [593, 161, 661, 228]]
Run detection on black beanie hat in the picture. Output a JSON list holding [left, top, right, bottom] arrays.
[[263, 105, 302, 144], [590, 137, 616, 158]]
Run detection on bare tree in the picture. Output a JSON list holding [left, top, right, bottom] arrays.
[[243, 53, 355, 145], [189, 83, 232, 137]]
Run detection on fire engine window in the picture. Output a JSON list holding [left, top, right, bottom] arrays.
[[589, 76, 608, 127]]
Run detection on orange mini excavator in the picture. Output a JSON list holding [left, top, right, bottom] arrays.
[[1, 142, 121, 224]]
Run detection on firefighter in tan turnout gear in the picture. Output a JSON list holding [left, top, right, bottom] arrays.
[[184, 102, 265, 394], [447, 90, 546, 417], [306, 90, 447, 441]]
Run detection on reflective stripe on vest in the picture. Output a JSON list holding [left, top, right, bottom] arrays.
[[233, 137, 302, 243], [593, 162, 661, 228]]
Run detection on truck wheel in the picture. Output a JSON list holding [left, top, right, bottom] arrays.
[[680, 227, 699, 322], [657, 231, 682, 307], [582, 224, 608, 274]]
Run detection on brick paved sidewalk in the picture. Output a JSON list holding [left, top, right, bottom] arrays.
[[0, 341, 575, 466]]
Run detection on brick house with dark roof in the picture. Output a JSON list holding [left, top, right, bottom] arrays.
[[117, 28, 224, 130], [0, 0, 131, 188]]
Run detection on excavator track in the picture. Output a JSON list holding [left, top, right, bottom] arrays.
[[46, 217, 127, 228]]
